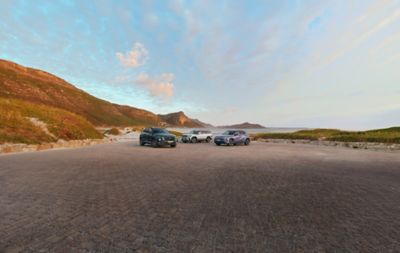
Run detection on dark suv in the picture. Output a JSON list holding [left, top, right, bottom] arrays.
[[140, 128, 177, 148], [214, 130, 250, 146]]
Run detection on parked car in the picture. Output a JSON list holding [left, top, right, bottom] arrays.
[[214, 130, 250, 146], [140, 127, 177, 147], [181, 130, 213, 143]]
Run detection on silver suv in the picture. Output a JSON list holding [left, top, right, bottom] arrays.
[[182, 130, 213, 143]]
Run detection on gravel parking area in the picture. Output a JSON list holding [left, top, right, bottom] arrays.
[[1, 141, 400, 252]]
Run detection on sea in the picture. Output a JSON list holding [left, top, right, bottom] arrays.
[[167, 127, 306, 135]]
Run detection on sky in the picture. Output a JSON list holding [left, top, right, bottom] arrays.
[[1, 0, 399, 130]]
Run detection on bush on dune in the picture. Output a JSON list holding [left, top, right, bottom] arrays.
[[168, 130, 183, 137], [255, 128, 400, 144], [104, 128, 121, 135]]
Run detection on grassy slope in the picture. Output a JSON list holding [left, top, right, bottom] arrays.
[[0, 60, 207, 128], [0, 98, 102, 144], [0, 60, 161, 126], [255, 128, 400, 144], [168, 130, 183, 137]]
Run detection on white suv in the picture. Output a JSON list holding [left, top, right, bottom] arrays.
[[181, 130, 213, 143]]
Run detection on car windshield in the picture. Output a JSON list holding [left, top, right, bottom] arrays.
[[152, 128, 169, 134], [223, 131, 236, 135], [190, 130, 199, 134]]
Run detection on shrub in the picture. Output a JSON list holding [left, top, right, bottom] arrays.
[[255, 128, 400, 144], [168, 130, 183, 137], [105, 128, 120, 135]]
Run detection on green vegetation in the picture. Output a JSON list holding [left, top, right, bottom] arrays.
[[0, 60, 161, 126], [104, 128, 121, 135], [0, 98, 102, 144], [168, 130, 183, 137], [254, 128, 400, 144]]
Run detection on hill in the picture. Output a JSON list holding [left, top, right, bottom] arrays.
[[218, 122, 266, 129], [158, 111, 205, 127], [0, 59, 203, 127], [0, 98, 102, 144]]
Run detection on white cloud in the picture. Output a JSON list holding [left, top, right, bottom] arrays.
[[116, 42, 148, 67], [136, 72, 175, 100]]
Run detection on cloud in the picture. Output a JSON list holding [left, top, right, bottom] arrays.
[[116, 42, 148, 67], [136, 72, 175, 100]]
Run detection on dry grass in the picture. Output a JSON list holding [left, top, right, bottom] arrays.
[[168, 130, 183, 137], [0, 98, 102, 144], [104, 128, 121, 135], [255, 128, 400, 144]]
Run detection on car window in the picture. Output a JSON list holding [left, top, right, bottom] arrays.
[[152, 128, 168, 134], [223, 130, 236, 135]]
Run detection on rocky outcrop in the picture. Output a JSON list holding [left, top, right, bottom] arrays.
[[158, 111, 205, 127]]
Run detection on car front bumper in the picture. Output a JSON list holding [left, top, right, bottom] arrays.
[[155, 139, 176, 146], [214, 138, 229, 145]]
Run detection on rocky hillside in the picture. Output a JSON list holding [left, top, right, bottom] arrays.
[[158, 111, 204, 127], [0, 98, 102, 144], [0, 59, 204, 127]]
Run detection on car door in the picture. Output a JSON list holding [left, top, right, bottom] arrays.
[[233, 131, 241, 143], [239, 131, 246, 143], [143, 128, 152, 143], [199, 131, 206, 141]]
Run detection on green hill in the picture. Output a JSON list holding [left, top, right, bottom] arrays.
[[0, 98, 102, 144], [0, 59, 162, 126]]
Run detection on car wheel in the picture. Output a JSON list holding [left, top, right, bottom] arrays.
[[216, 143, 221, 146], [191, 137, 197, 143], [244, 138, 250, 145], [151, 139, 158, 148], [170, 143, 176, 148], [140, 139, 145, 146], [228, 139, 234, 146], [206, 136, 212, 143]]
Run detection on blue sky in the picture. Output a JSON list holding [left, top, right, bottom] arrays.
[[1, 0, 399, 129]]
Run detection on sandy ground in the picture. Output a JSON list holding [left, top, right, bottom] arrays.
[[0, 141, 400, 252]]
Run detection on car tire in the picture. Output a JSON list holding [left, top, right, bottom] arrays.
[[170, 143, 176, 148], [206, 136, 212, 143], [151, 139, 158, 148], [228, 139, 234, 146], [140, 139, 145, 146], [191, 137, 197, 143], [216, 143, 221, 146], [244, 138, 250, 146]]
